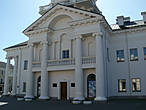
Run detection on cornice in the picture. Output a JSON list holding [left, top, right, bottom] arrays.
[[112, 26, 146, 34], [5, 45, 27, 52], [69, 18, 101, 27], [25, 27, 51, 36]]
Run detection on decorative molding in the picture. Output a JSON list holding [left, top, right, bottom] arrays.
[[25, 27, 51, 35], [92, 32, 103, 37], [112, 26, 146, 34], [28, 43, 34, 47], [75, 34, 82, 39], [40, 41, 49, 45], [69, 18, 100, 27]]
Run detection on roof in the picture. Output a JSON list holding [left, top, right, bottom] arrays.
[[110, 20, 146, 31], [4, 41, 28, 50]]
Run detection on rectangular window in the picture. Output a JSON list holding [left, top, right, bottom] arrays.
[[24, 60, 28, 70], [117, 50, 125, 62], [130, 48, 138, 61], [62, 50, 69, 59], [118, 79, 126, 92], [143, 47, 146, 60], [23, 82, 26, 92], [71, 83, 75, 87], [52, 83, 57, 87], [132, 78, 141, 92]]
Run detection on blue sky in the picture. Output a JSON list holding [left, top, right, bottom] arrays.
[[0, 0, 146, 62]]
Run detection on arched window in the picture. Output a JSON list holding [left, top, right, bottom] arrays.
[[87, 74, 96, 98]]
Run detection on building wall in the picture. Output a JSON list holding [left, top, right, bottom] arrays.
[[108, 30, 146, 97]]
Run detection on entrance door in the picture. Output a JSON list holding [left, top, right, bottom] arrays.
[[87, 74, 96, 100], [61, 82, 67, 100], [37, 76, 41, 97]]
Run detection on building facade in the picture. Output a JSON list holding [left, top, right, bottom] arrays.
[[3, 0, 146, 101], [0, 62, 13, 94]]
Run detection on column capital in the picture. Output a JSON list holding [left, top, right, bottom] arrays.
[[92, 32, 103, 37], [75, 34, 82, 39], [28, 43, 34, 47], [13, 56, 18, 59], [6, 56, 12, 60], [40, 41, 49, 45]]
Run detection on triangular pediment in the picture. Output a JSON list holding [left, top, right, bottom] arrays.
[[23, 4, 102, 35]]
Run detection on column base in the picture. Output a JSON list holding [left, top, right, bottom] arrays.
[[94, 96, 107, 101], [39, 96, 50, 100], [11, 93, 16, 96], [73, 97, 85, 101], [24, 95, 34, 99], [2, 93, 9, 96]]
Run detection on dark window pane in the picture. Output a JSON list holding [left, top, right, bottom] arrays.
[[53, 83, 57, 87], [23, 82, 26, 92], [24, 60, 28, 70], [143, 47, 146, 60], [62, 50, 69, 59], [71, 83, 75, 87]]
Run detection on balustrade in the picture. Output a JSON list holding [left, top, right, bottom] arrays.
[[32, 57, 96, 67]]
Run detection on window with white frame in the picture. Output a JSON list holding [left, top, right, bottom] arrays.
[[62, 50, 69, 59], [132, 78, 141, 92], [118, 79, 126, 92], [130, 48, 138, 61], [116, 50, 125, 62]]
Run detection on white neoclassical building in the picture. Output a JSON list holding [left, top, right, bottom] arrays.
[[0, 61, 13, 94], [3, 0, 146, 101]]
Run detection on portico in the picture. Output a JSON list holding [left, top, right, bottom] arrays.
[[22, 30, 106, 101]]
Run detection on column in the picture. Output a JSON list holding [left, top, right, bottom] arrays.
[[39, 41, 49, 100], [3, 58, 10, 95], [24, 43, 34, 99], [94, 32, 107, 101], [74, 35, 85, 101], [12, 56, 18, 95], [17, 49, 22, 94]]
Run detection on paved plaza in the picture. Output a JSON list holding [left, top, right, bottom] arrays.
[[0, 96, 146, 110]]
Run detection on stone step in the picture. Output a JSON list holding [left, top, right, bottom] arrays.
[[72, 100, 82, 104], [17, 97, 24, 101], [83, 101, 93, 104]]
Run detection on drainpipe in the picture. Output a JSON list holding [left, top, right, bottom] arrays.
[[125, 31, 131, 96]]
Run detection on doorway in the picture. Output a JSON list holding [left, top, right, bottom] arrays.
[[87, 74, 96, 100], [61, 82, 67, 100], [37, 76, 41, 97]]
